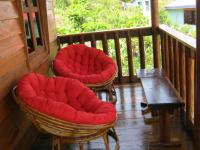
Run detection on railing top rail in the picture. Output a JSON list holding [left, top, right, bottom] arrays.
[[159, 24, 196, 50], [57, 26, 152, 38]]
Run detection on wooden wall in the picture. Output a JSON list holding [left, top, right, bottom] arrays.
[[0, 0, 57, 149]]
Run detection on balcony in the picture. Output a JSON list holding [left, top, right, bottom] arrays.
[[30, 23, 196, 149], [2, 0, 200, 149]]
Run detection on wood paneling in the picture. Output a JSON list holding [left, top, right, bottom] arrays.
[[0, 0, 58, 149], [0, 1, 18, 21], [0, 19, 21, 40]]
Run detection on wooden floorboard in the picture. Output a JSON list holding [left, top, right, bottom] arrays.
[[31, 83, 194, 150]]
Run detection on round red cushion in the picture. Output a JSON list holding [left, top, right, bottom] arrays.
[[17, 73, 116, 125], [53, 44, 117, 84]]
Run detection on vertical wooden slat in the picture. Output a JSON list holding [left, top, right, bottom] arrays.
[[160, 31, 165, 70], [168, 36, 174, 84], [173, 39, 180, 92], [102, 33, 109, 55], [36, 0, 45, 47], [27, 0, 37, 50], [138, 32, 145, 69], [191, 51, 195, 124], [179, 44, 186, 104], [164, 33, 169, 77], [126, 31, 134, 82], [114, 32, 122, 83], [91, 34, 96, 48], [68, 36, 73, 45], [185, 48, 195, 125], [151, 0, 160, 68]]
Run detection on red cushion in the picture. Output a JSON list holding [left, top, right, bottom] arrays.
[[17, 73, 116, 125], [53, 44, 116, 84]]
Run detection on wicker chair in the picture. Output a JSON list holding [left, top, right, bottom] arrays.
[[52, 44, 117, 104], [12, 73, 119, 150]]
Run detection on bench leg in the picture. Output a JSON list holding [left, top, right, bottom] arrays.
[[149, 109, 181, 148], [52, 136, 61, 150], [79, 143, 84, 150]]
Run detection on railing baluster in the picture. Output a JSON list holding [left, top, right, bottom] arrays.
[[91, 34, 96, 48], [160, 31, 165, 70], [114, 32, 122, 83], [126, 31, 134, 82], [164, 33, 169, 77], [168, 36, 174, 84], [173, 39, 180, 92], [79, 36, 84, 44], [57, 38, 61, 50], [185, 48, 195, 124], [102, 33, 109, 55], [139, 31, 145, 69], [69, 36, 73, 45], [179, 44, 186, 104]]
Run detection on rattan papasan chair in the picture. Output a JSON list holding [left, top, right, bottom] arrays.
[[12, 73, 119, 150], [53, 44, 117, 104]]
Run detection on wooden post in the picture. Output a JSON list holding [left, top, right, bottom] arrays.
[[195, 0, 200, 149], [151, 0, 160, 68]]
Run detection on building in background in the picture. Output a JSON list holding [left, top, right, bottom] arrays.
[[165, 0, 196, 25], [122, 0, 151, 17]]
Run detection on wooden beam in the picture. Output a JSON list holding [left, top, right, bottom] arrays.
[[151, 0, 160, 68], [194, 0, 200, 149]]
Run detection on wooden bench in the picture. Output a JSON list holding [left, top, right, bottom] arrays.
[[136, 69, 184, 148]]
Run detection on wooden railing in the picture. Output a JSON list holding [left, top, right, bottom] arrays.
[[57, 27, 152, 83], [57, 25, 196, 133], [159, 25, 196, 129]]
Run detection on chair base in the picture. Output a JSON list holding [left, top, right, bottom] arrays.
[[52, 127, 119, 150], [88, 83, 117, 104]]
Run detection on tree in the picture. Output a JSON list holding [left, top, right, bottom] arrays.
[[54, 0, 177, 73]]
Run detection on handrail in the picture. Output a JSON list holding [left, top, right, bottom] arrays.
[[57, 27, 152, 44], [58, 26, 152, 37], [57, 27, 153, 83], [159, 24, 196, 50]]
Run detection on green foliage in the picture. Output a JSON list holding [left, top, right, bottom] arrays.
[[159, 9, 172, 25], [54, 0, 149, 34], [121, 0, 133, 2], [54, 0, 195, 75], [54, 0, 70, 9], [172, 24, 196, 38]]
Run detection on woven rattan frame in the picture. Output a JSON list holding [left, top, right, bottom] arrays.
[[85, 71, 117, 104], [12, 87, 119, 150]]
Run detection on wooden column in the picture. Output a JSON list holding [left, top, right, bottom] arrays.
[[151, 0, 160, 68], [195, 0, 200, 149]]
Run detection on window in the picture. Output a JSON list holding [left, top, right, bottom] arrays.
[[22, 0, 44, 53], [184, 10, 196, 25]]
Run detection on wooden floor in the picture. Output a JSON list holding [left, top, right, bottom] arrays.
[[31, 83, 194, 150]]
